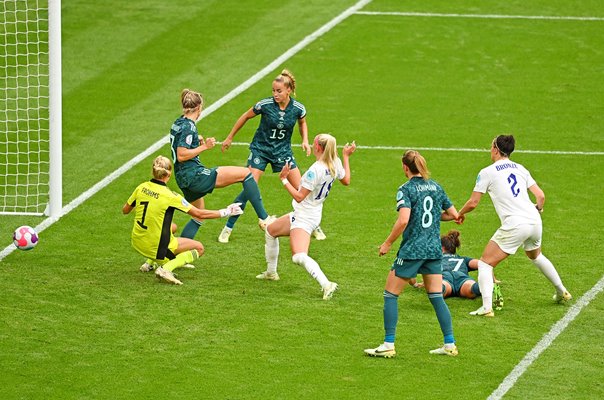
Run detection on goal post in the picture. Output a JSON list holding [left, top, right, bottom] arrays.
[[0, 0, 62, 217]]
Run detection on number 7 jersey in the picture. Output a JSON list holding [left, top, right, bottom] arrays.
[[473, 159, 541, 229]]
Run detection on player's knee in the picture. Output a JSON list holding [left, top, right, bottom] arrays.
[[195, 242, 205, 256], [292, 253, 306, 265]]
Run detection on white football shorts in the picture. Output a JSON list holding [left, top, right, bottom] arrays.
[[289, 211, 321, 235], [491, 223, 542, 254]]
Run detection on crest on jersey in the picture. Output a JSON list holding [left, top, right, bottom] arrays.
[[185, 134, 193, 145], [278, 111, 285, 120], [253, 157, 261, 165], [305, 170, 315, 180]]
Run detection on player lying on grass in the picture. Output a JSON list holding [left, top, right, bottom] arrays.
[[413, 230, 504, 309], [123, 155, 242, 285], [255, 134, 355, 300]]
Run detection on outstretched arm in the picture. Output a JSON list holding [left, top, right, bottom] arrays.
[[222, 108, 256, 152], [188, 203, 243, 220]]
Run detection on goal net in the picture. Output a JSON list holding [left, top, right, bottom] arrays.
[[0, 0, 61, 217]]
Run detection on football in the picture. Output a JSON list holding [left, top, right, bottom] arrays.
[[13, 225, 39, 250]]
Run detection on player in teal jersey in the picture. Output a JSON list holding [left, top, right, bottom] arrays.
[[364, 150, 460, 358], [170, 89, 275, 241], [123, 156, 242, 285], [219, 69, 327, 243], [440, 230, 503, 308]]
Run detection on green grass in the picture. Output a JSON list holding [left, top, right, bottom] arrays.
[[1, 1, 604, 399]]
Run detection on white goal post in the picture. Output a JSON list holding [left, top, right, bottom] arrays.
[[0, 0, 62, 217]]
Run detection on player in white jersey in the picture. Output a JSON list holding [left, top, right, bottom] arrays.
[[457, 135, 572, 316], [256, 134, 356, 299]]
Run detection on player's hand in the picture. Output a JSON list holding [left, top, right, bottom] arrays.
[[302, 142, 311, 156], [343, 141, 357, 156], [455, 214, 465, 225], [204, 137, 216, 150], [221, 137, 233, 152], [279, 161, 291, 180], [219, 202, 243, 217], [378, 241, 391, 256]]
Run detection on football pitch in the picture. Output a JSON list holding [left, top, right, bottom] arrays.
[[1, 0, 603, 398]]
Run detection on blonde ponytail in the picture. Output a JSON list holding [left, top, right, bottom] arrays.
[[316, 133, 338, 177]]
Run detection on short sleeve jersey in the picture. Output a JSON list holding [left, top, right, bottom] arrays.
[[473, 159, 541, 228], [396, 177, 453, 260], [170, 116, 207, 174], [292, 158, 345, 217], [249, 97, 306, 159], [441, 253, 474, 275], [127, 179, 192, 260]]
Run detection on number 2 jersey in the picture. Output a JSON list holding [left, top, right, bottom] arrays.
[[126, 179, 192, 260], [473, 159, 541, 229], [396, 177, 453, 260], [293, 158, 345, 218], [250, 97, 306, 160]]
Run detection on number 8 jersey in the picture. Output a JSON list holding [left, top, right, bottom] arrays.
[[473, 159, 541, 229], [396, 177, 453, 260]]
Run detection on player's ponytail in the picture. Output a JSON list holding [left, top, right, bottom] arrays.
[[402, 150, 430, 180], [152, 156, 172, 180], [181, 89, 203, 115], [441, 230, 461, 254], [316, 133, 338, 177]]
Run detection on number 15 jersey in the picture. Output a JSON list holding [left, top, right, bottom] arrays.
[[250, 97, 306, 159], [473, 159, 541, 229]]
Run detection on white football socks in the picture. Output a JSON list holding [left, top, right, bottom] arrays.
[[477, 260, 494, 311], [531, 253, 566, 293], [264, 230, 279, 274], [292, 252, 329, 289]]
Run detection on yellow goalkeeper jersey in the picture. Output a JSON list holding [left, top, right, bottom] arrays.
[[126, 179, 192, 260]]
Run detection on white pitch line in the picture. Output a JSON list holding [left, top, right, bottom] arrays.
[[488, 275, 604, 400], [227, 142, 604, 156], [0, 0, 372, 262], [355, 11, 604, 22]]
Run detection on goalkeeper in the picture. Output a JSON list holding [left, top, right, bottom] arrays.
[[122, 156, 242, 285]]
